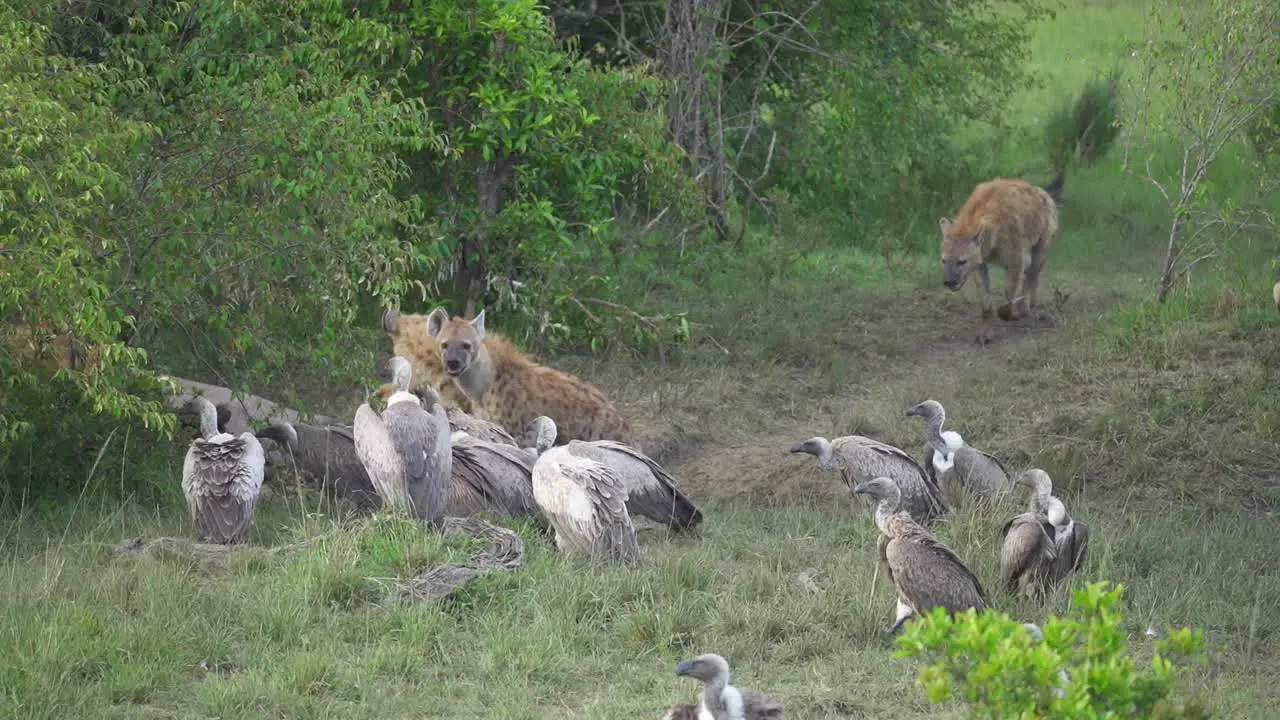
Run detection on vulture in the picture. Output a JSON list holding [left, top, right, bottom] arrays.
[[180, 396, 265, 544], [1048, 494, 1090, 583], [353, 356, 452, 526], [905, 399, 1013, 504], [531, 444, 640, 565], [536, 415, 701, 533], [673, 653, 784, 720], [255, 421, 382, 510], [1022, 623, 1071, 697], [999, 485, 1058, 600], [1273, 280, 1279, 312], [853, 477, 987, 634], [790, 434, 946, 524], [448, 429, 547, 528]]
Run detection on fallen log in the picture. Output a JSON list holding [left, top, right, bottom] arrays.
[[161, 375, 336, 435]]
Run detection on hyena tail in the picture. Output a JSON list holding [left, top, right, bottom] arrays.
[[1042, 171, 1066, 206]]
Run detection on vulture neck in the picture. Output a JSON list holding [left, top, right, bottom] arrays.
[[874, 498, 900, 532], [700, 672, 731, 718], [198, 404, 220, 440]]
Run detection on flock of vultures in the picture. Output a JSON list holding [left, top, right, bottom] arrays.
[[173, 307, 1090, 719]]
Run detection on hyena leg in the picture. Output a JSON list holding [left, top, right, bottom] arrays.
[[1023, 239, 1050, 319], [975, 264, 996, 345], [993, 249, 1034, 322]]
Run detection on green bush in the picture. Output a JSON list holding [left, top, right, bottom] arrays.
[[896, 581, 1210, 719], [1047, 69, 1123, 175]]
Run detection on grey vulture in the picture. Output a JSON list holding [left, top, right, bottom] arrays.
[[180, 396, 265, 544]]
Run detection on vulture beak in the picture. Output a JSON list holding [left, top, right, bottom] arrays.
[[788, 441, 807, 454], [852, 482, 871, 495], [674, 659, 696, 677]]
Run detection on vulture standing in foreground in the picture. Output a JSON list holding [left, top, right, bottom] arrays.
[[256, 421, 382, 510], [905, 399, 1013, 505], [180, 396, 266, 544], [354, 357, 452, 526], [790, 434, 946, 524], [1048, 494, 1090, 584], [853, 477, 987, 634], [531, 444, 639, 565], [448, 429, 547, 529], [673, 653, 784, 720], [532, 414, 701, 533], [999, 474, 1058, 599]]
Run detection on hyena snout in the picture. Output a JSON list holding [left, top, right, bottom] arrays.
[[444, 356, 465, 375], [942, 264, 967, 292]]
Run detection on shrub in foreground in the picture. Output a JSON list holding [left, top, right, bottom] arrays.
[[896, 581, 1209, 719]]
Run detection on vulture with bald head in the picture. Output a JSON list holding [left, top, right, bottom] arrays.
[[790, 433, 946, 525], [854, 476, 987, 634], [180, 396, 265, 544], [673, 653, 784, 720], [905, 399, 1012, 505]]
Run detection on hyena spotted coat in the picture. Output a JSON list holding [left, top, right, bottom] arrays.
[[938, 175, 1062, 344], [388, 307, 636, 449]]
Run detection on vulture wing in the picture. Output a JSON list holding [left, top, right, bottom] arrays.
[[999, 512, 1055, 587], [565, 440, 702, 532], [353, 403, 413, 513], [885, 524, 987, 615], [532, 450, 638, 564]]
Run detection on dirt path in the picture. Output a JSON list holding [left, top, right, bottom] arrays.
[[646, 282, 1120, 506]]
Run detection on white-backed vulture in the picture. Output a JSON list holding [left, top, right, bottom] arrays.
[[180, 396, 265, 544], [853, 477, 987, 634], [256, 421, 382, 510], [1047, 495, 1089, 583], [905, 399, 1013, 503], [673, 653, 784, 720], [999, 494, 1057, 600], [354, 356, 452, 526], [448, 429, 547, 529], [527, 416, 701, 532], [1022, 623, 1070, 696], [790, 434, 946, 524], [531, 444, 639, 565]]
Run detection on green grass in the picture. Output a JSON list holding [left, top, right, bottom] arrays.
[[4, 0, 1280, 717]]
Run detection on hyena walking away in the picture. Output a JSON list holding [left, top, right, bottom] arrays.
[[938, 175, 1062, 344], [417, 307, 636, 449]]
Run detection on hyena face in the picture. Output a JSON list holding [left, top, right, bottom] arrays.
[[938, 217, 983, 292], [426, 307, 486, 377]]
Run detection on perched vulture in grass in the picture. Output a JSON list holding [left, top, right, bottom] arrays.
[[181, 396, 265, 544], [905, 399, 1012, 505], [854, 477, 987, 634], [791, 433, 947, 524], [531, 443, 639, 565], [354, 356, 452, 526], [673, 653, 784, 719]]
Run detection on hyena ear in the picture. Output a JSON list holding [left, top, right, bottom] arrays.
[[381, 308, 399, 336], [426, 307, 450, 338], [939, 217, 952, 234], [470, 309, 486, 341]]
